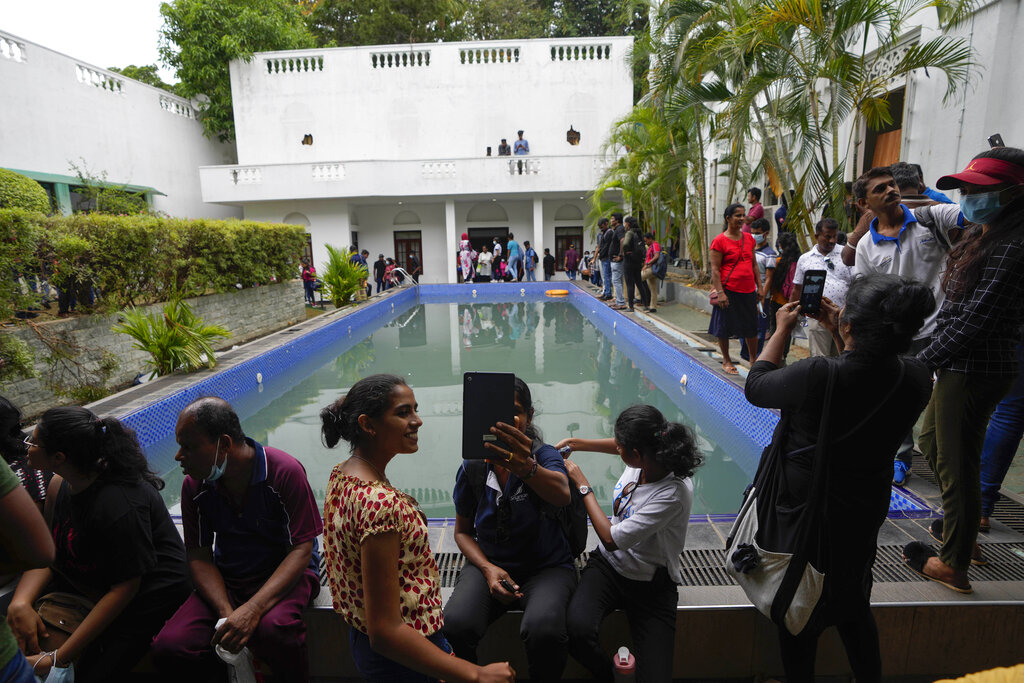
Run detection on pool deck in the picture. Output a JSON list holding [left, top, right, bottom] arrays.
[[80, 281, 1024, 680]]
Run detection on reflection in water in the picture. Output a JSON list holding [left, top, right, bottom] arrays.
[[148, 302, 760, 516]]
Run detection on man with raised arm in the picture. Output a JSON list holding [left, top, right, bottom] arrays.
[[152, 397, 322, 683]]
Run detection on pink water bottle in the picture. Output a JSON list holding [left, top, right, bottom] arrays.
[[612, 646, 636, 682]]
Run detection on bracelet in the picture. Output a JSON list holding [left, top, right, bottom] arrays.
[[521, 458, 539, 480], [34, 650, 58, 672]]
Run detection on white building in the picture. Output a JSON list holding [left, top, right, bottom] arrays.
[[199, 38, 634, 282], [0, 31, 238, 219]]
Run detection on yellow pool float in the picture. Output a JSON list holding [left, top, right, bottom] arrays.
[[545, 289, 569, 297]]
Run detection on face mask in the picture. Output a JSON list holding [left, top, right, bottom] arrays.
[[753, 233, 765, 245], [206, 439, 227, 482], [960, 190, 1009, 224]]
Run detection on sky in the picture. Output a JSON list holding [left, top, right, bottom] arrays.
[[3, 0, 177, 83]]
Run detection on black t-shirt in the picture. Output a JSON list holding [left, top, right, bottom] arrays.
[[51, 479, 189, 602], [543, 254, 555, 274], [597, 229, 612, 259], [609, 226, 625, 259], [408, 256, 421, 276], [373, 259, 387, 279]]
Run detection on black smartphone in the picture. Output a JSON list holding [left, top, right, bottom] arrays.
[[462, 372, 515, 460], [499, 579, 517, 593], [988, 133, 1005, 149], [799, 269, 827, 317]]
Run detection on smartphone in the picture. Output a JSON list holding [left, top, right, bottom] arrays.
[[798, 269, 827, 317], [462, 372, 515, 460], [988, 133, 1005, 149], [499, 579, 517, 593]]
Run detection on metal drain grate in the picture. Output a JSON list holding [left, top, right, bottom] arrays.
[[910, 460, 1024, 534], [680, 548, 733, 586]]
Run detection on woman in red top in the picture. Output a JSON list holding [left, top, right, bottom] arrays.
[[709, 203, 762, 375], [641, 232, 661, 313]]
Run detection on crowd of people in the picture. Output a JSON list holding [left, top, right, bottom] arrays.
[[300, 249, 422, 306], [0, 146, 1022, 682], [593, 213, 669, 313]]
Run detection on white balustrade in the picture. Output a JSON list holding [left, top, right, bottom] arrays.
[[421, 162, 457, 178], [75, 64, 124, 94], [159, 96, 198, 120], [459, 47, 519, 65], [507, 158, 541, 176], [371, 50, 431, 69], [230, 167, 263, 185], [0, 35, 26, 63], [311, 163, 345, 181], [265, 56, 325, 75], [550, 44, 612, 61]]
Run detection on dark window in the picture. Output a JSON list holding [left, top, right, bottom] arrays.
[[394, 230, 423, 275], [467, 227, 509, 257], [555, 227, 583, 271]]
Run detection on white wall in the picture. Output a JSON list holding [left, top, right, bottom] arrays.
[[0, 30, 239, 219], [229, 38, 634, 165]]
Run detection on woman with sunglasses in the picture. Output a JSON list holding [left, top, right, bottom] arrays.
[[320, 374, 514, 683], [556, 405, 702, 682], [444, 377, 575, 682], [9, 407, 190, 682]]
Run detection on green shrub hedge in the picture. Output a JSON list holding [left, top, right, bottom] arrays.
[[0, 169, 50, 213], [1, 209, 307, 320]]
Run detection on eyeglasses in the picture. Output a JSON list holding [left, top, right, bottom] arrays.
[[23, 435, 38, 448], [613, 481, 638, 516]]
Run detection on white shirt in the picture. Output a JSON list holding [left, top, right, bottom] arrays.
[[477, 251, 493, 277], [493, 242, 502, 259], [793, 244, 855, 309], [605, 466, 694, 583], [853, 203, 961, 338]]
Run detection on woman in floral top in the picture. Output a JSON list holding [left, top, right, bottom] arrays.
[[320, 374, 515, 683]]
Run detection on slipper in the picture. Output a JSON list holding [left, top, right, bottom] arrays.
[[980, 517, 991, 533], [902, 541, 973, 593], [928, 519, 989, 566], [722, 363, 739, 376]]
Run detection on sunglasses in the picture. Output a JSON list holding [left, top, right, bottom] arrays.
[[613, 481, 638, 516], [823, 256, 835, 271]]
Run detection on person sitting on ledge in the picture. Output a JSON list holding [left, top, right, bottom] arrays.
[[444, 377, 574, 683], [556, 405, 701, 683], [151, 397, 322, 683]]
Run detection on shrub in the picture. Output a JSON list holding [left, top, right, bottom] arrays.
[[0, 335, 36, 383], [0, 169, 49, 213], [1, 210, 307, 318], [321, 244, 367, 308], [112, 293, 230, 376]]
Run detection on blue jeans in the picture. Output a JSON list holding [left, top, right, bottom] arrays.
[[567, 270, 577, 280], [590, 264, 601, 287], [981, 344, 1024, 517], [600, 259, 612, 298], [526, 266, 536, 281], [610, 260, 625, 305], [350, 628, 452, 682], [508, 256, 521, 281]]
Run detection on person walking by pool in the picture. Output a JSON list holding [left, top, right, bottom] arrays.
[[523, 241, 537, 282], [745, 274, 935, 681], [621, 217, 649, 312], [444, 378, 574, 682], [407, 251, 423, 283], [475, 244, 493, 282], [507, 233, 522, 281], [789, 217, 854, 357], [608, 213, 627, 309], [151, 397, 322, 683], [300, 258, 317, 305], [543, 248, 555, 281], [459, 233, 477, 284], [374, 254, 387, 293], [319, 375, 515, 683], [597, 218, 614, 300], [710, 203, 761, 374], [564, 243, 579, 280], [904, 147, 1024, 593], [11, 407, 190, 682], [641, 232, 661, 313], [556, 405, 701, 683], [740, 218, 777, 361]]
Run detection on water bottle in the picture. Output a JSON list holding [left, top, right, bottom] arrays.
[[612, 646, 636, 682]]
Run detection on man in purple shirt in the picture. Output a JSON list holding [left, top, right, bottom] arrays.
[[152, 397, 323, 682], [564, 243, 579, 280], [743, 186, 764, 233]]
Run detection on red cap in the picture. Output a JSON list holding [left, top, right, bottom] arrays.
[[936, 157, 1024, 190]]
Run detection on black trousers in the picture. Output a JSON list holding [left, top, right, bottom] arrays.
[[443, 564, 576, 683], [623, 263, 650, 310], [567, 551, 677, 683], [776, 601, 882, 683]]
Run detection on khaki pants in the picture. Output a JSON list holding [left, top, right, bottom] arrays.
[[641, 268, 660, 308], [806, 318, 838, 357]]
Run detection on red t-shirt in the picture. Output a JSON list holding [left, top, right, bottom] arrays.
[[710, 232, 756, 293]]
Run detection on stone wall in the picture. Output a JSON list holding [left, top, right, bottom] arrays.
[[1, 281, 304, 418]]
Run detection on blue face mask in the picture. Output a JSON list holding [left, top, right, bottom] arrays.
[[753, 233, 765, 245], [960, 190, 1008, 224], [205, 440, 227, 482]]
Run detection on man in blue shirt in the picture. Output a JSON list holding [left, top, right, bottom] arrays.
[[514, 130, 530, 155], [523, 241, 537, 281], [507, 233, 522, 281]]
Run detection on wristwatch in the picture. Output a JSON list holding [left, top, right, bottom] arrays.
[[578, 485, 592, 496]]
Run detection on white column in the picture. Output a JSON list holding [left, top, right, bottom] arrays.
[[445, 200, 458, 284], [449, 301, 461, 376], [532, 197, 544, 270]]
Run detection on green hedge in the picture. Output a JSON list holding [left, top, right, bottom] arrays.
[[0, 169, 50, 213], [1, 209, 307, 319]]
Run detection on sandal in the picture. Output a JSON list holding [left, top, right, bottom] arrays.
[[980, 517, 991, 533], [902, 541, 973, 593], [722, 362, 739, 376], [928, 519, 989, 566]]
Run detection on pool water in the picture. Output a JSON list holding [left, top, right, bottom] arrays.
[[149, 301, 762, 517]]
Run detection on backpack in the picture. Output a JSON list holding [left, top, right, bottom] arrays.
[[652, 251, 668, 280], [462, 442, 588, 558]]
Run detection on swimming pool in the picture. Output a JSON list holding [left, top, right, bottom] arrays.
[[116, 283, 930, 519]]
